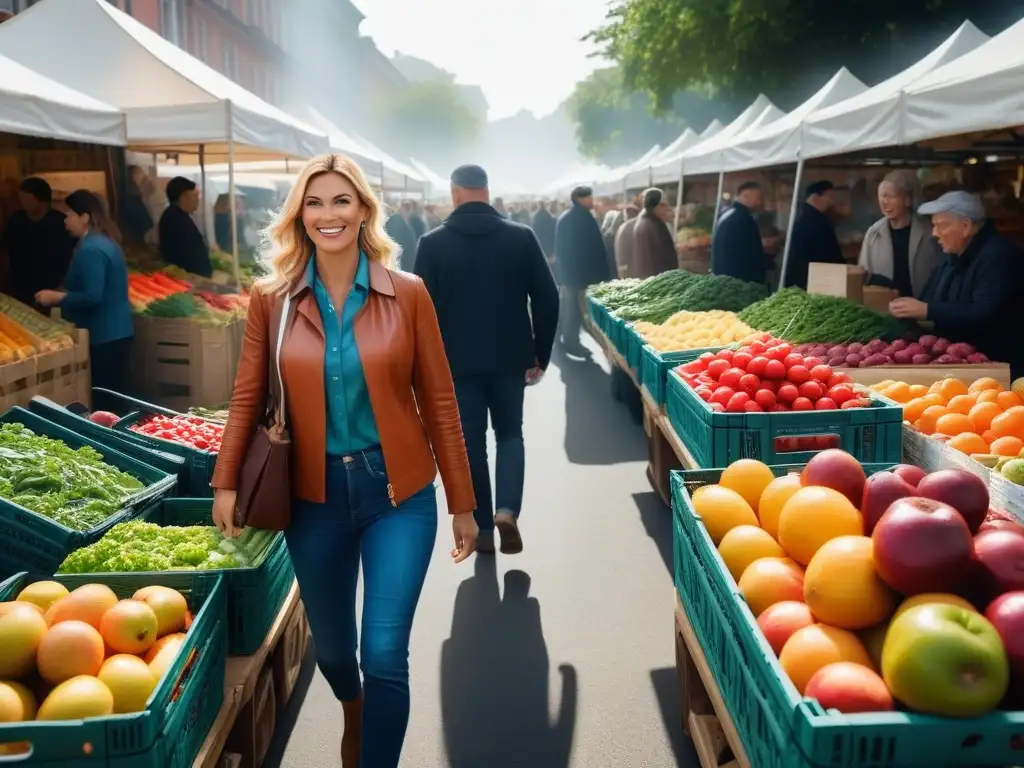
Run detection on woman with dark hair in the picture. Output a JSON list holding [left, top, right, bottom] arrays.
[[34, 190, 134, 392]]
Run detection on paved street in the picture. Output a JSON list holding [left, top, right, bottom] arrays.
[[267, 335, 695, 767]]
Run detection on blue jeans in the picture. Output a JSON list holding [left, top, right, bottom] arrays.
[[453, 374, 526, 532], [286, 449, 437, 768]]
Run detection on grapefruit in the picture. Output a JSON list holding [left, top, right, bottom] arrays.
[[37, 676, 114, 721], [0, 681, 36, 722], [145, 633, 186, 681], [0, 603, 48, 678], [804, 536, 897, 630], [690, 485, 758, 544], [757, 473, 803, 541], [719, 459, 776, 514], [98, 655, 157, 714], [779, 624, 874, 694], [778, 486, 864, 565], [100, 601, 158, 655], [132, 586, 188, 638], [737, 557, 805, 616], [37, 620, 105, 684], [718, 525, 785, 582], [45, 584, 117, 629], [16, 581, 69, 612]]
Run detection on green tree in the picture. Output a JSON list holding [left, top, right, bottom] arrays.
[[372, 80, 481, 166], [589, 1, 1024, 113]]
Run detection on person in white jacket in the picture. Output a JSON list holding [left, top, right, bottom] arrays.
[[859, 171, 943, 298]]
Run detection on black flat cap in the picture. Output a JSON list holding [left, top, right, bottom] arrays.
[[451, 164, 488, 189], [806, 179, 834, 198]]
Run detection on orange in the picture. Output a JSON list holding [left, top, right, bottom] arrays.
[[804, 536, 897, 630], [777, 487, 864, 565], [882, 382, 912, 404], [908, 384, 929, 398], [737, 557, 805, 616], [969, 376, 1002, 394], [719, 459, 776, 515], [718, 526, 786, 582], [947, 432, 990, 455], [990, 436, 1024, 457], [968, 401, 1002, 433], [935, 378, 969, 402], [779, 625, 874, 694], [902, 397, 929, 424], [991, 407, 1024, 441], [982, 429, 998, 445], [691, 485, 758, 544], [997, 391, 1023, 410], [757, 473, 802, 541], [935, 412, 973, 437], [946, 394, 977, 415], [976, 389, 1000, 404], [915, 405, 950, 435]]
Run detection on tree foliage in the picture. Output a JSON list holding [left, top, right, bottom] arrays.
[[372, 80, 481, 166], [589, 0, 1024, 113]]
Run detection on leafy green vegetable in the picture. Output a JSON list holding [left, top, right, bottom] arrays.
[[739, 287, 903, 344], [144, 293, 198, 318], [57, 520, 278, 574], [0, 423, 145, 531]]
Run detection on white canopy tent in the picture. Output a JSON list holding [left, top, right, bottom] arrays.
[[544, 163, 610, 199], [722, 68, 868, 171], [0, 53, 126, 146], [594, 144, 662, 196], [406, 158, 449, 196], [802, 22, 988, 159], [347, 133, 427, 195], [903, 17, 1024, 144], [621, 145, 665, 192], [648, 129, 700, 183], [292, 106, 383, 172], [700, 120, 724, 139]]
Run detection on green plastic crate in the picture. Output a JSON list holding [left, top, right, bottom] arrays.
[[111, 412, 218, 498], [671, 469, 1024, 768], [639, 345, 726, 407], [624, 325, 645, 375], [608, 316, 627, 358], [665, 371, 903, 467], [137, 498, 295, 655], [0, 571, 226, 767], [0, 407, 178, 580]]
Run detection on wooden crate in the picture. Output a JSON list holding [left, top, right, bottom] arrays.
[[225, 664, 276, 768], [272, 601, 310, 711], [0, 357, 37, 411], [34, 345, 77, 405]]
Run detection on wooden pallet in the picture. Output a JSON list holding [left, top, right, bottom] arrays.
[[675, 595, 750, 768]]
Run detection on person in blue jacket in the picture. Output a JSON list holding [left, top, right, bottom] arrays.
[[35, 190, 134, 393], [711, 181, 768, 285]]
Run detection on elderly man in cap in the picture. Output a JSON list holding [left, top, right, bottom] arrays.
[[891, 190, 1024, 376], [554, 185, 610, 355], [783, 179, 845, 289], [415, 164, 559, 555], [633, 187, 678, 278]]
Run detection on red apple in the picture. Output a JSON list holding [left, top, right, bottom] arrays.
[[979, 508, 1024, 534], [916, 469, 990, 534], [800, 449, 867, 506], [985, 591, 1024, 707], [757, 601, 815, 656], [87, 410, 120, 428], [805, 662, 894, 713], [861, 472, 916, 534], [872, 497, 975, 595], [891, 464, 927, 488], [973, 528, 1024, 597]]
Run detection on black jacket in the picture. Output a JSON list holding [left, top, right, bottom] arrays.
[[531, 208, 556, 258], [922, 222, 1024, 376], [0, 208, 74, 305], [386, 214, 418, 271], [711, 202, 766, 285], [554, 203, 610, 288], [414, 202, 560, 378], [784, 203, 845, 289], [158, 205, 212, 277]]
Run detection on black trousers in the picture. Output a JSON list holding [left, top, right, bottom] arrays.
[[90, 336, 133, 394]]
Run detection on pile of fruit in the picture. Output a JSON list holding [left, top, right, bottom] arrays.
[[674, 336, 873, 413], [738, 287, 902, 345], [674, 226, 711, 251], [793, 336, 990, 368], [128, 414, 223, 452], [0, 580, 194, 737], [692, 451, 1024, 716], [0, 423, 145, 531], [633, 311, 761, 353], [0, 296, 76, 363]]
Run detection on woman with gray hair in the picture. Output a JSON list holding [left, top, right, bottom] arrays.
[[858, 171, 942, 297]]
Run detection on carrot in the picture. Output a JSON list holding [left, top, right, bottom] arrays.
[[0, 315, 35, 347]]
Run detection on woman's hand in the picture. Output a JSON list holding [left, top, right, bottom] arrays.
[[450, 512, 478, 564], [34, 289, 65, 307], [212, 489, 241, 538]]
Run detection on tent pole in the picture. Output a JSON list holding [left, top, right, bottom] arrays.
[[198, 145, 209, 241], [228, 139, 241, 288], [778, 159, 805, 290], [711, 171, 725, 236], [674, 158, 685, 231]]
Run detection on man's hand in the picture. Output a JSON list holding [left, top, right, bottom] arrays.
[[34, 289, 65, 307], [889, 297, 928, 320], [526, 366, 545, 386]]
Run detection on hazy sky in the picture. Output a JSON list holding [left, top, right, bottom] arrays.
[[352, 0, 610, 121]]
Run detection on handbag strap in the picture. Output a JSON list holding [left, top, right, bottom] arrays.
[[270, 292, 294, 427]]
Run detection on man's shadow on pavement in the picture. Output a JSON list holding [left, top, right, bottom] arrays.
[[441, 556, 577, 768]]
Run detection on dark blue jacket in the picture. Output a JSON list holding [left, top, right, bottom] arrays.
[[59, 231, 134, 345], [414, 202, 559, 378], [711, 202, 766, 285], [554, 203, 610, 288], [784, 203, 845, 289], [531, 208, 556, 258]]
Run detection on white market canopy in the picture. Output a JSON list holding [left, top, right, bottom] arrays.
[[0, 0, 328, 160], [406, 158, 448, 195], [802, 22, 989, 159], [650, 129, 702, 184], [903, 17, 1024, 144], [722, 68, 868, 171], [669, 94, 785, 176], [621, 145, 665, 192], [700, 120, 724, 138], [595, 144, 662, 195], [292, 106, 383, 172], [544, 162, 610, 198], [349, 133, 427, 194], [0, 53, 126, 146]]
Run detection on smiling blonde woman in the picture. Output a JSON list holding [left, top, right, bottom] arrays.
[[209, 153, 477, 767]]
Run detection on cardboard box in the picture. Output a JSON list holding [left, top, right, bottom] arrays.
[[272, 602, 310, 710], [863, 285, 898, 314], [807, 263, 865, 303]]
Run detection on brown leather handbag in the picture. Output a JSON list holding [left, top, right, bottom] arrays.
[[233, 291, 297, 531]]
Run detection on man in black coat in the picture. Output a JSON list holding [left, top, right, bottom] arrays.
[[385, 201, 419, 271], [784, 180, 846, 289], [554, 185, 610, 355], [416, 165, 559, 555], [711, 181, 767, 285], [891, 190, 1024, 377], [531, 200, 557, 267]]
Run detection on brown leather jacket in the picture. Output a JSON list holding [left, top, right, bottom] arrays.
[[633, 211, 678, 279], [210, 260, 476, 515]]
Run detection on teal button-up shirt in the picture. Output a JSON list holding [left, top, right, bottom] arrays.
[[308, 251, 380, 455]]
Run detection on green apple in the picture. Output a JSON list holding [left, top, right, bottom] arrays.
[[882, 604, 1009, 717], [859, 622, 889, 671]]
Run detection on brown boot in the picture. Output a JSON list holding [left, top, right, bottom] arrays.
[[341, 695, 363, 767]]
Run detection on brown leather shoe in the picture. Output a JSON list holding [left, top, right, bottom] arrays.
[[494, 511, 523, 554]]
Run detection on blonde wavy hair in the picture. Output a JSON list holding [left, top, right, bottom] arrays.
[[260, 153, 398, 293]]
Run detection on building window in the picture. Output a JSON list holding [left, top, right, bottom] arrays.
[[221, 40, 239, 81], [188, 14, 208, 61], [159, 0, 181, 45]]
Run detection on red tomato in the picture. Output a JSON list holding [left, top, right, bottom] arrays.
[[707, 359, 730, 381], [696, 375, 716, 389], [719, 368, 744, 390], [815, 397, 838, 410], [748, 341, 767, 355], [726, 392, 751, 412], [754, 389, 777, 410], [804, 356, 824, 369], [775, 342, 793, 357], [765, 346, 786, 361], [798, 380, 823, 401], [828, 372, 852, 387], [828, 384, 856, 405], [732, 351, 754, 371], [777, 383, 799, 404], [786, 365, 812, 385], [710, 387, 735, 406], [810, 364, 833, 383], [783, 353, 804, 369], [763, 359, 786, 380], [698, 352, 717, 366], [746, 356, 768, 377], [715, 349, 735, 363], [841, 398, 872, 410], [744, 401, 764, 412], [709, 402, 725, 412], [815, 435, 838, 449], [775, 436, 800, 452], [759, 379, 778, 394], [771, 403, 789, 412], [739, 373, 761, 394], [695, 387, 713, 402], [792, 397, 814, 411], [680, 360, 704, 375]]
